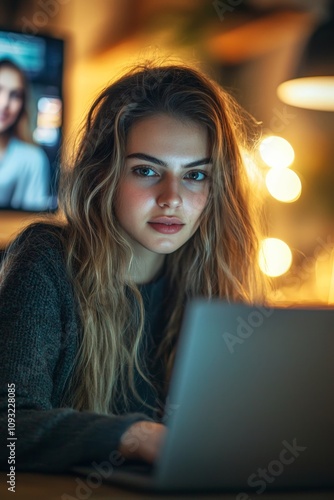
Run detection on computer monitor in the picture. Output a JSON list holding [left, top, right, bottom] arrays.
[[0, 28, 64, 212]]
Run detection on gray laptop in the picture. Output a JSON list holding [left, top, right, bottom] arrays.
[[73, 300, 334, 493]]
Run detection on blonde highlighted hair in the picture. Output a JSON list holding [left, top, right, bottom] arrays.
[[57, 62, 268, 415]]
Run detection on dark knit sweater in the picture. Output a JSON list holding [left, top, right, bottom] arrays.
[[0, 223, 168, 472]]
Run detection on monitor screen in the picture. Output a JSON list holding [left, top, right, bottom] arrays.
[[0, 28, 64, 212]]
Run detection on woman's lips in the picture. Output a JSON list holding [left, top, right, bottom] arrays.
[[148, 217, 184, 234], [0, 115, 11, 127], [148, 222, 184, 234]]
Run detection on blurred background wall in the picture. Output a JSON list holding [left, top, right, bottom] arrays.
[[1, 0, 333, 304]]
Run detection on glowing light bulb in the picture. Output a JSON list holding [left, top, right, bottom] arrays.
[[259, 238, 292, 277], [259, 136, 295, 169], [265, 168, 302, 203]]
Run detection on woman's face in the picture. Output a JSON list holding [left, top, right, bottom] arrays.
[[0, 66, 24, 135], [115, 114, 212, 257]]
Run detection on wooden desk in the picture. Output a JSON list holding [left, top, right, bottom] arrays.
[[0, 211, 44, 249], [0, 473, 333, 500], [0, 210, 59, 249]]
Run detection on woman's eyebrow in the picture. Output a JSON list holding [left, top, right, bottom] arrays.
[[126, 152, 212, 168]]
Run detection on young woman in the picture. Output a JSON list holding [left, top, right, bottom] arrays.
[[0, 59, 50, 210], [0, 62, 267, 472]]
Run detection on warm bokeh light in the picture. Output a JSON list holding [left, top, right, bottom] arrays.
[[315, 247, 334, 304], [242, 150, 263, 184], [259, 238, 292, 277], [259, 136, 295, 169], [265, 168, 302, 203], [277, 77, 334, 112]]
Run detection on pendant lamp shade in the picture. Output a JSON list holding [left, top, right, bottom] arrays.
[[277, 7, 334, 111]]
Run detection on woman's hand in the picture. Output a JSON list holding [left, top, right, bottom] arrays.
[[118, 421, 167, 464]]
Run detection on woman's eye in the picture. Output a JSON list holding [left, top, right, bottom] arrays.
[[184, 170, 207, 181], [10, 91, 23, 101], [133, 166, 157, 177]]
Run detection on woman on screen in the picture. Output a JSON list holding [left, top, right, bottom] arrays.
[[0, 58, 51, 210], [0, 62, 268, 471]]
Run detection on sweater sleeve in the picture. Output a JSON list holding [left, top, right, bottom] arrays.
[[0, 226, 152, 472]]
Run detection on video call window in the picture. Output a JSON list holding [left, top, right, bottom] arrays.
[[0, 29, 64, 211]]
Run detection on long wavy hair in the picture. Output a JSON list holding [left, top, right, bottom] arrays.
[[58, 62, 268, 416], [0, 59, 31, 142]]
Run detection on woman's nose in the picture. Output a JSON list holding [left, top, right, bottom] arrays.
[[0, 91, 10, 110], [157, 176, 182, 209]]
